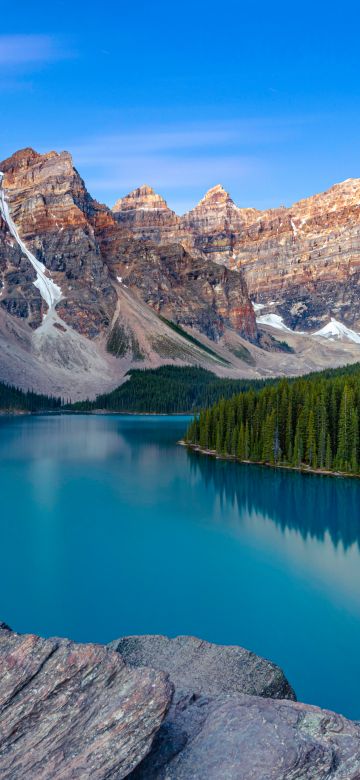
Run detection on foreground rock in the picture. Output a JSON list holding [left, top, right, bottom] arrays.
[[131, 692, 360, 779], [0, 624, 172, 779], [110, 634, 295, 700], [111, 635, 360, 780], [1, 625, 360, 779]]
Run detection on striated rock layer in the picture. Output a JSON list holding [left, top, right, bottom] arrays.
[[231, 178, 360, 332], [0, 623, 172, 780], [0, 148, 117, 337], [2, 146, 360, 395], [112, 184, 180, 243], [112, 178, 360, 333], [0, 149, 255, 342]]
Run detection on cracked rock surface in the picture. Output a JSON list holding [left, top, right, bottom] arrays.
[[111, 634, 360, 780], [0, 624, 172, 779]]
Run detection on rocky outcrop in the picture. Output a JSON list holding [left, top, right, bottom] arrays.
[[131, 692, 360, 780], [181, 184, 259, 257], [1, 624, 360, 779], [0, 225, 42, 328], [113, 634, 360, 780], [110, 634, 295, 700], [231, 178, 360, 332], [0, 623, 172, 779]]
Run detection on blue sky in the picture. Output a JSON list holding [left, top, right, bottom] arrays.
[[1, 0, 360, 213]]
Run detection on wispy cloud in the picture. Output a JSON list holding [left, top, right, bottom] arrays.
[[86, 154, 259, 195], [0, 34, 70, 67], [66, 117, 309, 210], [72, 118, 305, 162]]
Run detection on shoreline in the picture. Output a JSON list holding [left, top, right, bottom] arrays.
[[180, 440, 360, 480], [0, 409, 192, 417]]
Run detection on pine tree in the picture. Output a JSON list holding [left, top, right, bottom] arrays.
[[336, 384, 354, 470], [262, 411, 276, 462], [237, 423, 245, 459], [306, 410, 317, 468], [350, 408, 359, 472], [325, 433, 332, 470]]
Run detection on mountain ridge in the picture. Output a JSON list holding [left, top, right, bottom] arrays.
[[1, 146, 360, 398], [112, 171, 360, 333]]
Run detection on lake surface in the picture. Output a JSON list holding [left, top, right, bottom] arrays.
[[0, 414, 360, 719]]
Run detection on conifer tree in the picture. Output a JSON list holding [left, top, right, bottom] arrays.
[[325, 433, 332, 470]]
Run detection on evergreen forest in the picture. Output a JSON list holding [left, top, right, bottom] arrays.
[[185, 365, 360, 475]]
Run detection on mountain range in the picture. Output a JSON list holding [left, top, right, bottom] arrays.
[[1, 147, 360, 398]]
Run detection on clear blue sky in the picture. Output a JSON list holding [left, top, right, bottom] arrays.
[[1, 0, 359, 213]]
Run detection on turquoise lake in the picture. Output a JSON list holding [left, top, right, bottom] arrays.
[[0, 413, 359, 719]]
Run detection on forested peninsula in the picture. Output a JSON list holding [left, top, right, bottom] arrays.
[[185, 365, 360, 476]]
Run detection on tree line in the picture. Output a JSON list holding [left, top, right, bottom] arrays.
[[185, 366, 360, 475], [70, 366, 271, 414], [0, 381, 62, 412]]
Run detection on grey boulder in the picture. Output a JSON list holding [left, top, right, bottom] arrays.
[[131, 692, 360, 779], [109, 634, 295, 700]]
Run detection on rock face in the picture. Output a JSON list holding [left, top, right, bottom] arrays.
[[112, 178, 360, 333], [0, 148, 259, 396], [2, 146, 360, 396], [181, 184, 259, 254], [112, 185, 180, 242], [106, 239, 257, 341], [0, 623, 172, 779], [231, 178, 360, 333], [110, 634, 295, 700], [0, 147, 117, 337]]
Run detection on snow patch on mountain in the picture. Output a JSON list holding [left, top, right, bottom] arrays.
[[0, 172, 62, 311], [256, 313, 293, 332], [313, 318, 360, 344]]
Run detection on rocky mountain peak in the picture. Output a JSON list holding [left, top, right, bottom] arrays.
[[199, 184, 234, 207], [1, 147, 39, 165], [0, 147, 41, 177], [0, 146, 118, 335], [0, 148, 75, 191], [180, 183, 240, 237], [112, 184, 171, 213]]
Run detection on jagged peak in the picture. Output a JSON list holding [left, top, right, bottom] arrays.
[[196, 184, 235, 209], [0, 147, 40, 171], [0, 148, 75, 178], [206, 183, 228, 196], [137, 184, 156, 195], [112, 184, 171, 213]]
